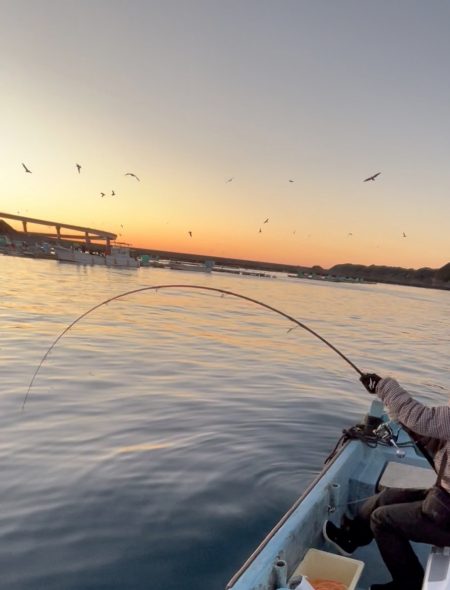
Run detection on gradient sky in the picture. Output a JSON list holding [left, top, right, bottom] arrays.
[[1, 0, 450, 269]]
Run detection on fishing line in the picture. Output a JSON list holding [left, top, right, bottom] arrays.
[[22, 284, 363, 409]]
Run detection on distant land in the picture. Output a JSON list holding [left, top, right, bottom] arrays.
[[1, 219, 449, 290]]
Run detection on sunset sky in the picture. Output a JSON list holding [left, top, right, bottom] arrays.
[[1, 1, 449, 269]]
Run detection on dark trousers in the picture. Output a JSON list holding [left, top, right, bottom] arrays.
[[348, 486, 450, 590]]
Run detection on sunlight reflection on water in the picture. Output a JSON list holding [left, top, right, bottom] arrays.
[[1, 256, 449, 590]]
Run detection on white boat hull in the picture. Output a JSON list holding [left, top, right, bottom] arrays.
[[105, 254, 139, 268], [55, 247, 105, 265], [56, 245, 139, 268], [169, 261, 212, 272]]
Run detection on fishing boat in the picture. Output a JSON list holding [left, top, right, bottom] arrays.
[[139, 254, 167, 268], [54, 245, 106, 265], [226, 398, 445, 590], [105, 244, 139, 268], [169, 260, 213, 272], [55, 244, 139, 268]]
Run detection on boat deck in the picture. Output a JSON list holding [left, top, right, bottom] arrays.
[[227, 400, 437, 590]]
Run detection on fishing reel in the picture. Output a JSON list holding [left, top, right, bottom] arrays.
[[374, 422, 405, 458]]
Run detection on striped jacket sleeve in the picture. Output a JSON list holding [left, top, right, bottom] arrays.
[[376, 377, 450, 441]]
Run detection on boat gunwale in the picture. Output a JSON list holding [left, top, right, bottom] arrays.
[[225, 435, 351, 589]]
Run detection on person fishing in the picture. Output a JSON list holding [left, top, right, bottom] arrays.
[[323, 373, 450, 590]]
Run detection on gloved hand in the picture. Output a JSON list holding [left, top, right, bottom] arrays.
[[360, 373, 381, 394]]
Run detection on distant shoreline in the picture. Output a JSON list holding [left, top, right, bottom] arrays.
[[1, 220, 449, 291], [128, 246, 450, 291]]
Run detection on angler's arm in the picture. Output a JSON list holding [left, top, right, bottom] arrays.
[[377, 377, 450, 441]]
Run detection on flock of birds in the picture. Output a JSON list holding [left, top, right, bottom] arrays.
[[18, 163, 408, 240], [21, 162, 140, 200]]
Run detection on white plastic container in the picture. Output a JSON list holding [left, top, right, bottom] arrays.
[[290, 548, 364, 590]]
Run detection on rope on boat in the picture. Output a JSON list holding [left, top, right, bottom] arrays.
[[22, 284, 363, 408], [324, 423, 416, 464]]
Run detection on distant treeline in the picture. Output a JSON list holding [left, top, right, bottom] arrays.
[[126, 247, 450, 290], [321, 262, 450, 290]]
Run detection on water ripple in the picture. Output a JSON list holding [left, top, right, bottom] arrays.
[[1, 256, 449, 590]]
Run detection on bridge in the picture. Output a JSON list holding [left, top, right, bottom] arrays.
[[0, 212, 117, 246]]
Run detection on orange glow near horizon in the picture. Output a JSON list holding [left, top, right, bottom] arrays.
[[2, 141, 448, 270], [1, 3, 450, 271], [3, 209, 448, 271]]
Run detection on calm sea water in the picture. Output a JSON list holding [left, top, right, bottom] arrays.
[[1, 256, 449, 590]]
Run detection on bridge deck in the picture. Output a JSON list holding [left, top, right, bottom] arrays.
[[0, 212, 117, 244]]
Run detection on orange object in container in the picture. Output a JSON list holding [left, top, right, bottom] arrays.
[[309, 579, 347, 590], [289, 549, 364, 590]]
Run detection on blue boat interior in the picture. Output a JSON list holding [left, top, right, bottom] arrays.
[[226, 400, 441, 590]]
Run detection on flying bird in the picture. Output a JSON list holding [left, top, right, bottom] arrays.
[[76, 163, 81, 173], [402, 232, 407, 238], [226, 177, 234, 183], [263, 218, 269, 224], [363, 172, 381, 182], [111, 190, 116, 196], [100, 192, 105, 198], [125, 172, 140, 181], [348, 232, 353, 236], [258, 228, 262, 233], [188, 231, 192, 237], [22, 163, 32, 173], [288, 179, 295, 183]]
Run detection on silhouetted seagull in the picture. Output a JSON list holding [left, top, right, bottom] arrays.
[[289, 179, 294, 183], [226, 177, 233, 183], [111, 190, 116, 196], [100, 192, 106, 198], [125, 172, 140, 181], [22, 163, 32, 173], [76, 163, 81, 174], [402, 232, 407, 238], [348, 232, 353, 236], [188, 231, 192, 237], [259, 228, 262, 233], [363, 172, 381, 182], [263, 218, 269, 224]]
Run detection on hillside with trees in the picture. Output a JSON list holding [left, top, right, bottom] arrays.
[[326, 263, 450, 290]]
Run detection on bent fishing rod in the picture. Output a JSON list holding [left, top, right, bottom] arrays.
[[23, 284, 363, 409]]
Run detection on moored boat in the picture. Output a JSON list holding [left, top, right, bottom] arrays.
[[55, 245, 105, 265], [139, 254, 167, 267], [105, 244, 139, 268], [226, 399, 443, 590], [55, 244, 139, 268], [169, 260, 213, 272]]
